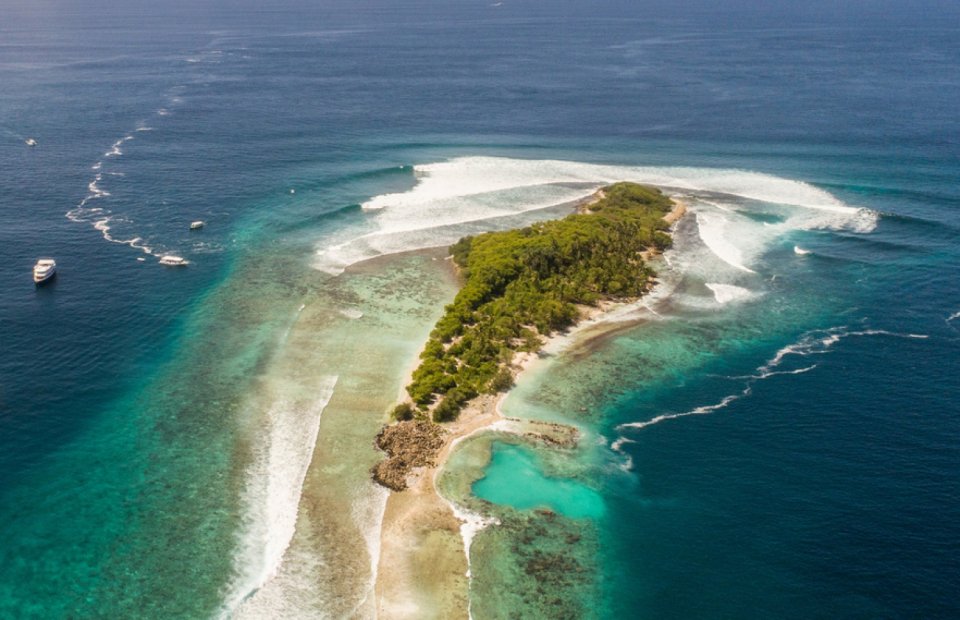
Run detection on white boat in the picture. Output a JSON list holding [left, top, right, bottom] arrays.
[[25, 138, 38, 147], [33, 258, 56, 283], [190, 220, 205, 230], [159, 255, 188, 266]]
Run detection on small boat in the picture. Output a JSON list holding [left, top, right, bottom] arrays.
[[25, 138, 38, 147], [190, 220, 205, 230], [33, 258, 56, 284], [159, 255, 188, 266]]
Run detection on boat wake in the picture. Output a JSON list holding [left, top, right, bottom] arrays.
[[315, 156, 878, 275], [612, 326, 928, 469], [65, 87, 189, 262]]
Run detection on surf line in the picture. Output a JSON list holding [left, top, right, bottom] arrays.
[[220, 375, 339, 617], [613, 326, 930, 462]]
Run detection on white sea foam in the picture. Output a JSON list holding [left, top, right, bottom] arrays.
[[67, 121, 166, 258], [104, 135, 133, 157], [346, 483, 390, 617], [88, 217, 156, 255], [609, 436, 635, 472], [696, 213, 756, 273], [87, 174, 110, 199], [615, 326, 928, 440], [433, 416, 512, 619], [220, 376, 339, 617], [316, 156, 876, 275], [705, 283, 756, 305], [619, 391, 750, 432]]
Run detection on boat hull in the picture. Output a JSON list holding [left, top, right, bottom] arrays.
[[33, 271, 56, 284]]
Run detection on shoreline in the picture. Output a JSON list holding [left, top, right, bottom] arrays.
[[373, 195, 688, 618]]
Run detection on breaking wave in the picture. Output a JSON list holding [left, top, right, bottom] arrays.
[[315, 156, 878, 275], [705, 283, 756, 305], [221, 376, 339, 617]]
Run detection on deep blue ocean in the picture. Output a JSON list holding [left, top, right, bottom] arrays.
[[1, 1, 958, 617]]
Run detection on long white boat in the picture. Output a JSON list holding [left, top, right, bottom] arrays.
[[33, 258, 56, 284]]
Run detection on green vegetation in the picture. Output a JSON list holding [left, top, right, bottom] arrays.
[[391, 402, 415, 421], [403, 182, 674, 422]]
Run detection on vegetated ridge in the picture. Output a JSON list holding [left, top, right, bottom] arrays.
[[396, 182, 674, 424]]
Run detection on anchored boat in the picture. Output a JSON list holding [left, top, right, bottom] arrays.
[[33, 258, 56, 284]]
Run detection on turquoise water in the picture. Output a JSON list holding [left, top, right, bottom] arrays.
[[473, 442, 605, 520], [2, 1, 959, 617]]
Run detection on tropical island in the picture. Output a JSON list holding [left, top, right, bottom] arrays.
[[372, 182, 679, 490]]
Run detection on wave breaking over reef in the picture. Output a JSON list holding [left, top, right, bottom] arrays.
[[314, 156, 877, 275], [220, 376, 338, 617]]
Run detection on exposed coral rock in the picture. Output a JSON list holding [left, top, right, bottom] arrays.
[[371, 421, 447, 491]]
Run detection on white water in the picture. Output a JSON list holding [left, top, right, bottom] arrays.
[[220, 375, 338, 617], [315, 156, 877, 275], [431, 417, 516, 620], [65, 90, 188, 261], [705, 283, 756, 305], [696, 213, 756, 273], [616, 327, 928, 441]]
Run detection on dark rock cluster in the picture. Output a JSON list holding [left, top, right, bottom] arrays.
[[371, 421, 447, 491]]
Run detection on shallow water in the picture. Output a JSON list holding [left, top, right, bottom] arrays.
[[474, 442, 605, 520], [2, 1, 959, 617]]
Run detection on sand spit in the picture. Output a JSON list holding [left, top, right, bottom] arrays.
[[373, 197, 687, 618]]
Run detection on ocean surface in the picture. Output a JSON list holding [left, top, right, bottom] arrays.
[[1, 1, 958, 617]]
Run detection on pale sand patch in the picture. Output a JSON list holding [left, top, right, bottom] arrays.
[[374, 197, 687, 618]]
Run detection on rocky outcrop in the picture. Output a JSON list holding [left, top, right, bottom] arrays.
[[371, 421, 447, 491]]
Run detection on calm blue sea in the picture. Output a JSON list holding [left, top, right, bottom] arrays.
[[1, 1, 958, 617]]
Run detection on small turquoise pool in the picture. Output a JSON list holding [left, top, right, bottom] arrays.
[[472, 441, 605, 520]]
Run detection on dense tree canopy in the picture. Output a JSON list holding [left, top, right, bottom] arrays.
[[403, 182, 674, 422]]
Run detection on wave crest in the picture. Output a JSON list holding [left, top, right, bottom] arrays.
[[316, 156, 875, 275]]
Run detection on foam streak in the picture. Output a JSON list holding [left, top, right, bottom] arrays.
[[616, 326, 928, 441], [220, 376, 339, 617]]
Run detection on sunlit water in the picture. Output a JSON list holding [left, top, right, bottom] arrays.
[[1, 2, 958, 617]]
